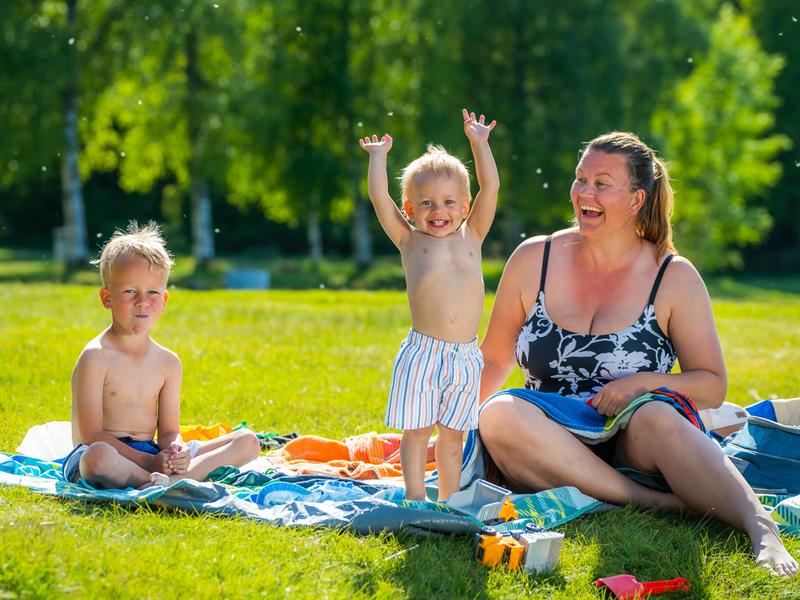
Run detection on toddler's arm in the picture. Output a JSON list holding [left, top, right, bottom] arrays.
[[462, 108, 499, 241], [359, 134, 411, 248]]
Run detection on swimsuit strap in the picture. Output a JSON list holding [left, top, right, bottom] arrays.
[[539, 236, 552, 294], [647, 254, 674, 305]]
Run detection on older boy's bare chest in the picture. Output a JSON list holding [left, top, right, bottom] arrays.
[[102, 351, 163, 432]]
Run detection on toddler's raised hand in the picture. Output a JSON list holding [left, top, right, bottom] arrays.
[[359, 134, 393, 155], [463, 109, 496, 143]]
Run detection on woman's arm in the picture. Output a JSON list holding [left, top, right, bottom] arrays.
[[591, 257, 727, 414], [480, 238, 545, 401]]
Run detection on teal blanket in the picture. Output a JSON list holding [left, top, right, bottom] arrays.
[[0, 452, 601, 535]]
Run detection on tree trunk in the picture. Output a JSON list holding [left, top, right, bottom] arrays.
[[338, 0, 372, 268], [60, 0, 88, 268], [307, 197, 323, 266], [503, 8, 527, 255], [190, 177, 214, 265], [186, 26, 214, 266]]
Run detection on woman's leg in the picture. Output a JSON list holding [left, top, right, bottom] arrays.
[[615, 401, 798, 576], [478, 395, 683, 511]]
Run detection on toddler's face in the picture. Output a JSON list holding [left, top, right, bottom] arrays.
[[403, 175, 469, 237]]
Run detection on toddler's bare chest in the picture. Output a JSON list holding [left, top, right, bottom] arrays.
[[402, 237, 482, 280]]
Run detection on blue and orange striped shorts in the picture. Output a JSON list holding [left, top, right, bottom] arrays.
[[385, 329, 483, 431]]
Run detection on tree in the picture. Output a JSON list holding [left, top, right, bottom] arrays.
[[82, 1, 248, 266], [0, 1, 112, 266], [742, 0, 800, 267], [652, 4, 789, 271], [228, 0, 417, 265]]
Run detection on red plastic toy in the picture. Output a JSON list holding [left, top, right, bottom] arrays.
[[595, 574, 691, 599]]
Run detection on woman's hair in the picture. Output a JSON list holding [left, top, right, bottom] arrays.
[[583, 132, 677, 257], [400, 144, 471, 206], [92, 221, 174, 287]]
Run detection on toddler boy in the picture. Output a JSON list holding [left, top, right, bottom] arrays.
[[359, 109, 498, 500]]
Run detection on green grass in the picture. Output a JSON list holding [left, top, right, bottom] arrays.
[[1, 282, 799, 598]]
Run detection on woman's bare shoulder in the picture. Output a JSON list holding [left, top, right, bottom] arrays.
[[661, 255, 709, 300], [508, 228, 577, 265]]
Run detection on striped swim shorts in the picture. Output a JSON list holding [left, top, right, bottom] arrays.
[[385, 329, 484, 431]]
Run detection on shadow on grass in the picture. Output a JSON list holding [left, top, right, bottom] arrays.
[[570, 507, 791, 599], [369, 530, 570, 598]]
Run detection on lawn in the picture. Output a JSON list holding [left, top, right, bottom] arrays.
[[1, 280, 799, 598]]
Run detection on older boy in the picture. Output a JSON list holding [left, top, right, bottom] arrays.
[[359, 109, 499, 501], [64, 222, 259, 489]]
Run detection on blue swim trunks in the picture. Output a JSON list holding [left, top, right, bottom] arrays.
[[62, 438, 160, 483]]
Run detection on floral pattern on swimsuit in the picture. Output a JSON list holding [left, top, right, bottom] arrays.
[[514, 239, 677, 400]]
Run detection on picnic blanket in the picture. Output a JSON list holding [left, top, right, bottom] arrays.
[[3, 391, 799, 537], [1, 421, 601, 535], [0, 450, 604, 535]]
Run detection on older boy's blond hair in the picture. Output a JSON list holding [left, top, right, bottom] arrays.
[[93, 221, 174, 287], [400, 145, 471, 205]]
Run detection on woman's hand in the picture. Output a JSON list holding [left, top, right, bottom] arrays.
[[590, 373, 652, 416]]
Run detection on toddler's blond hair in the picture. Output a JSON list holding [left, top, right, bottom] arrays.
[[93, 221, 174, 287], [400, 145, 471, 205]]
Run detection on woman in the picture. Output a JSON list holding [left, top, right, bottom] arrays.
[[478, 132, 797, 576]]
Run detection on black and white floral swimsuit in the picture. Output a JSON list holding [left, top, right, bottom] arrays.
[[515, 237, 677, 400]]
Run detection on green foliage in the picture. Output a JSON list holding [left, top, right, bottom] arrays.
[[0, 283, 799, 597], [0, 1, 796, 270], [652, 4, 790, 271]]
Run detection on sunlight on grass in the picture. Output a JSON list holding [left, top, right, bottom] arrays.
[[1, 282, 799, 597]]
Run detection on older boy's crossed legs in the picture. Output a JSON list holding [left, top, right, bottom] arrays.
[[153, 429, 260, 487], [74, 430, 260, 489]]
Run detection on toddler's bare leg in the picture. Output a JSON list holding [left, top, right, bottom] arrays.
[[167, 429, 260, 484], [400, 425, 435, 500], [435, 424, 464, 501], [79, 442, 152, 489]]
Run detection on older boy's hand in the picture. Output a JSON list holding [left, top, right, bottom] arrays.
[[359, 134, 393, 155], [463, 108, 496, 144], [167, 441, 191, 474], [151, 450, 174, 475]]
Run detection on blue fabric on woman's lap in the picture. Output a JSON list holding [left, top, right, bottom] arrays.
[[459, 387, 703, 488]]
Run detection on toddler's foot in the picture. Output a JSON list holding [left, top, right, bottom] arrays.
[[751, 516, 798, 577]]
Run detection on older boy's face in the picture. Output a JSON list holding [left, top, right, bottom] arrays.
[[403, 174, 469, 237], [100, 256, 169, 336]]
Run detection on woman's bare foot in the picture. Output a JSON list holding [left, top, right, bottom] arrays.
[[750, 515, 798, 577]]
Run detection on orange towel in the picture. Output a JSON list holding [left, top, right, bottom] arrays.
[[179, 422, 234, 441], [345, 432, 402, 464], [270, 432, 434, 480]]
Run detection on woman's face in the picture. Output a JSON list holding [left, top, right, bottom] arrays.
[[570, 150, 645, 238]]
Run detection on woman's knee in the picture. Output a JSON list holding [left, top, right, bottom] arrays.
[[627, 401, 683, 436], [478, 396, 516, 440]]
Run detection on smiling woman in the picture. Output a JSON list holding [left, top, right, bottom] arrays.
[[477, 131, 799, 576]]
